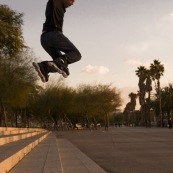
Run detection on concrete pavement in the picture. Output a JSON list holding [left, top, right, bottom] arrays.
[[58, 127, 173, 173], [9, 133, 107, 173], [8, 127, 173, 173]]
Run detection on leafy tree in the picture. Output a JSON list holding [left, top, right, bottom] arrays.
[[0, 49, 38, 127], [76, 84, 122, 130], [31, 79, 75, 129], [161, 84, 173, 122], [75, 84, 96, 129], [0, 5, 25, 57], [96, 84, 122, 130], [0, 5, 38, 126]]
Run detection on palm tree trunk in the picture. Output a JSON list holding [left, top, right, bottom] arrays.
[[158, 80, 162, 127]]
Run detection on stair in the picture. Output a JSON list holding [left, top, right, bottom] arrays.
[[0, 127, 50, 173], [9, 133, 62, 173]]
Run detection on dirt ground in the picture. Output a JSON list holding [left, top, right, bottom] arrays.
[[56, 127, 173, 173]]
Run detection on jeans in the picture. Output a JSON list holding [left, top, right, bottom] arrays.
[[40, 30, 81, 64]]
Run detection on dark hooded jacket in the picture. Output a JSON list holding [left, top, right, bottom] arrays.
[[43, 0, 66, 32]]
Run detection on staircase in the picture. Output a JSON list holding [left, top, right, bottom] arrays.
[[0, 127, 50, 173]]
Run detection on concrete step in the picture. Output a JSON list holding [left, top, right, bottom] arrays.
[[5, 132, 108, 173], [0, 128, 44, 136], [9, 133, 62, 173], [0, 127, 21, 131], [0, 130, 47, 146], [0, 130, 51, 173]]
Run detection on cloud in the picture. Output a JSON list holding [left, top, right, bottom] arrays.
[[125, 58, 168, 72], [128, 42, 152, 54], [81, 65, 109, 74], [125, 59, 150, 68], [157, 13, 173, 37], [162, 12, 173, 21]]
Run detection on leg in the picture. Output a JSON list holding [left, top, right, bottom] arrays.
[[35, 30, 81, 79], [32, 62, 50, 83], [41, 30, 81, 64]]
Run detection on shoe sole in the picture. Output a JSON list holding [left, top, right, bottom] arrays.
[[32, 62, 46, 83], [47, 62, 68, 78]]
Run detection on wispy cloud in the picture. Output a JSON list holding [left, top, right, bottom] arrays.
[[125, 59, 150, 68], [156, 12, 173, 37], [162, 12, 173, 21], [128, 42, 152, 54], [125, 58, 168, 69], [81, 65, 109, 74], [169, 13, 173, 17]]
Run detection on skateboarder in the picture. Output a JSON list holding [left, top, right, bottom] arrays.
[[33, 0, 81, 83]]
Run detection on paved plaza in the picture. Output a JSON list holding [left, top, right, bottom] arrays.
[[57, 127, 173, 173]]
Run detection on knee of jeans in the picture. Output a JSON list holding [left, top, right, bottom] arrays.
[[76, 51, 82, 61]]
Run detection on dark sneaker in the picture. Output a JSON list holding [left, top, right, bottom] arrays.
[[47, 58, 69, 78], [32, 62, 49, 82]]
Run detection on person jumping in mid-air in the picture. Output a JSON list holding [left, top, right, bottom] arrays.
[[33, 0, 81, 82]]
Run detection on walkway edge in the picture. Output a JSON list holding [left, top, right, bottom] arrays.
[[57, 138, 107, 173]]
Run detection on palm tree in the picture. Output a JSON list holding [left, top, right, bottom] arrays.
[[128, 92, 137, 111], [135, 66, 148, 106], [123, 92, 137, 126], [129, 92, 137, 126], [145, 70, 152, 100], [150, 59, 164, 127]]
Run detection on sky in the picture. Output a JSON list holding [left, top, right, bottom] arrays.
[[1, 0, 173, 109]]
